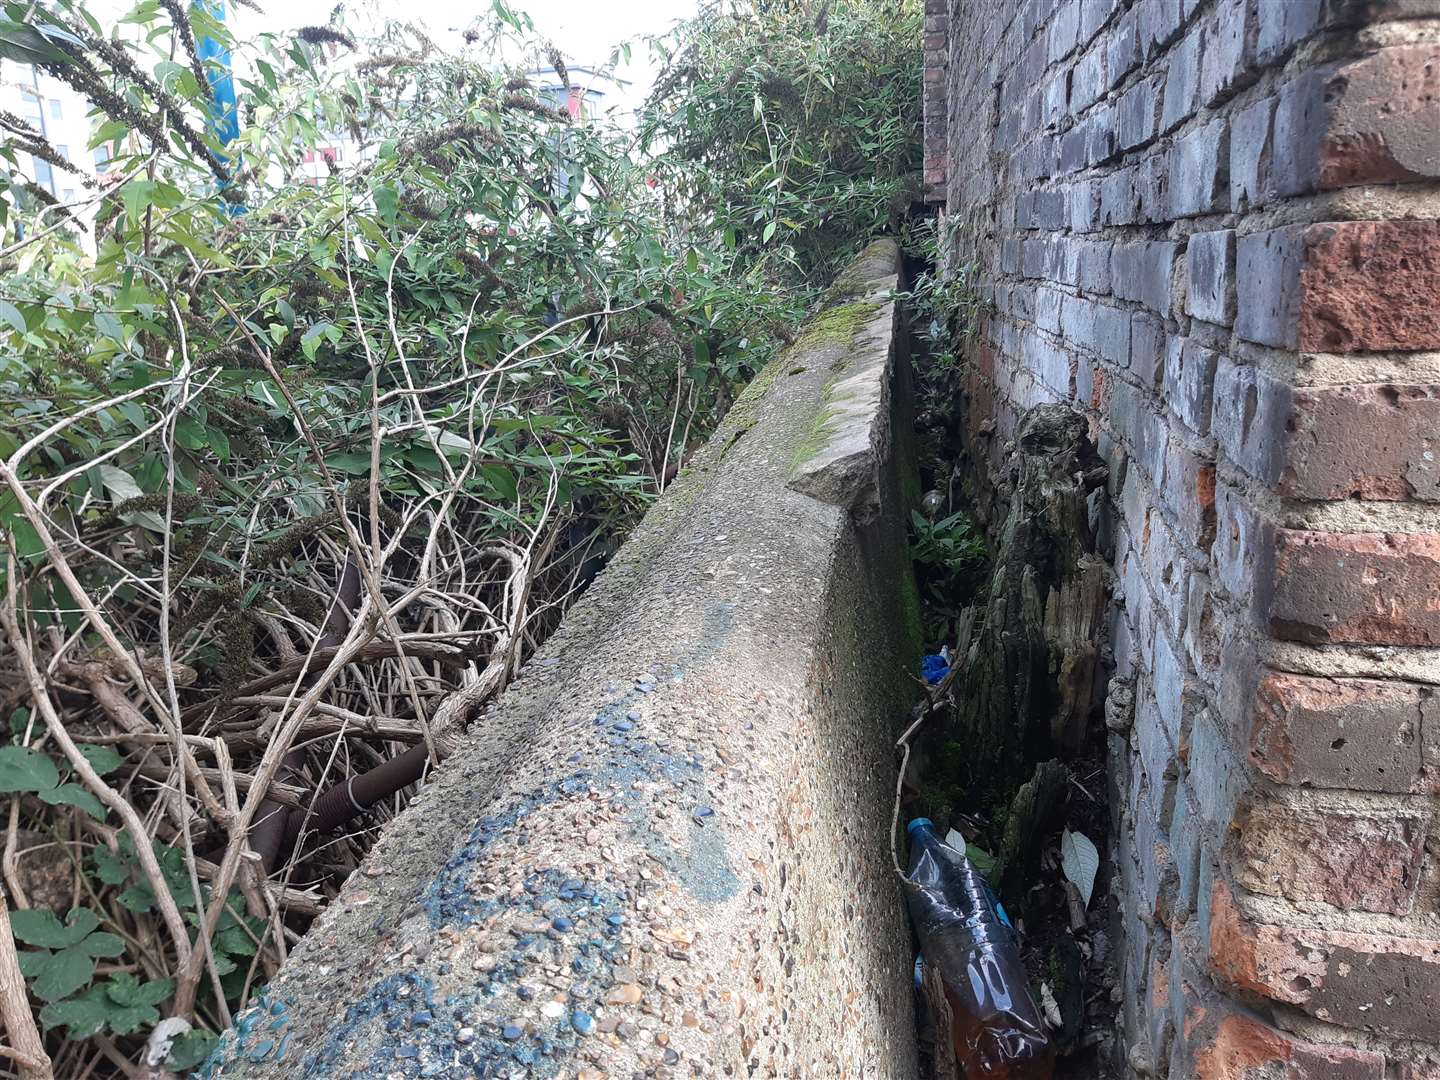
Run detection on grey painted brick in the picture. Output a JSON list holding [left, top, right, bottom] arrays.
[[1060, 122, 1090, 173], [1077, 352, 1096, 407], [1136, 690, 1179, 820], [1131, 313, 1166, 387], [1256, 0, 1322, 63], [1187, 705, 1242, 830], [1078, 239, 1113, 294], [1081, 0, 1119, 44], [1112, 241, 1177, 316], [1069, 179, 1099, 233], [1099, 166, 1140, 226], [1230, 96, 1275, 212], [1160, 437, 1216, 548], [1021, 237, 1050, 278], [1185, 229, 1236, 326], [1024, 331, 1075, 395], [1136, 153, 1170, 223], [1272, 68, 1326, 197], [1044, 71, 1069, 126], [1050, 0, 1082, 63], [1198, 0, 1252, 108], [1107, 8, 1140, 89], [1036, 287, 1064, 333], [1071, 45, 1108, 113], [1014, 190, 1036, 230], [1160, 26, 1202, 133], [1118, 76, 1160, 150], [1062, 293, 1101, 350], [1163, 338, 1219, 435], [1168, 118, 1229, 217], [1034, 188, 1067, 229], [1088, 102, 1119, 165], [1140, 0, 1185, 57], [1152, 630, 1186, 748], [1001, 237, 1023, 275], [1096, 303, 1133, 365], [1211, 358, 1294, 486], [1234, 226, 1303, 348]]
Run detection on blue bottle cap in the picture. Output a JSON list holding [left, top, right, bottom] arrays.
[[906, 817, 933, 835]]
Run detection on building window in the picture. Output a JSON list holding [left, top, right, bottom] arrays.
[[49, 99, 62, 121], [33, 160, 54, 190], [54, 144, 69, 164], [61, 188, 75, 202], [94, 146, 111, 169]]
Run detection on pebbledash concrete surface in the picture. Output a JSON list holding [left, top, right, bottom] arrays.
[[202, 239, 925, 1079]]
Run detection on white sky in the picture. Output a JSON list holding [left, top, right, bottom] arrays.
[[242, 0, 698, 103]]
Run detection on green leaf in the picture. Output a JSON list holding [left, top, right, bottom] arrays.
[[39, 783, 107, 820], [78, 931, 125, 958], [762, 221, 777, 243], [120, 180, 157, 223], [0, 299, 25, 335], [301, 321, 330, 361], [28, 945, 97, 1001], [105, 972, 174, 1008], [39, 992, 110, 1038], [373, 183, 397, 225], [167, 1030, 218, 1071], [92, 846, 131, 886], [205, 425, 231, 462], [10, 908, 99, 948], [96, 465, 143, 504], [173, 415, 207, 450], [79, 744, 123, 776], [0, 746, 60, 795]]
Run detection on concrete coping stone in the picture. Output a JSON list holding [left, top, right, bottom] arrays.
[[202, 238, 919, 1080]]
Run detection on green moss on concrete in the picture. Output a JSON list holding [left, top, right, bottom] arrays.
[[792, 300, 882, 354]]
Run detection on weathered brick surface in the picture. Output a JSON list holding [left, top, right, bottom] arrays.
[[1297, 221, 1440, 352], [1269, 530, 1440, 646], [1321, 45, 1440, 187], [1234, 800, 1430, 914], [1250, 671, 1431, 794], [1208, 879, 1440, 1040], [1189, 1009, 1386, 1080], [933, 0, 1440, 1068]]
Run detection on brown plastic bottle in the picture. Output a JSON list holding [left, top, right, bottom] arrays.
[[906, 818, 1055, 1079]]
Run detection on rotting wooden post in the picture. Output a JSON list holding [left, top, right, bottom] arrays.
[[932, 404, 1107, 810]]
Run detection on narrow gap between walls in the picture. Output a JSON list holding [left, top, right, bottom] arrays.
[[894, 216, 1122, 1080]]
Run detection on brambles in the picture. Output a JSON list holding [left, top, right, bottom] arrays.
[[0, 0, 917, 1073]]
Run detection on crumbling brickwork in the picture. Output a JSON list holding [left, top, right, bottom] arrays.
[[927, 0, 1440, 1074]]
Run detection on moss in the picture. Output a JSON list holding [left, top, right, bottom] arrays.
[[791, 300, 882, 353]]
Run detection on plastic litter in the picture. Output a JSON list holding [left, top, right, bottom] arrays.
[[921, 646, 950, 685], [905, 818, 1054, 1078]]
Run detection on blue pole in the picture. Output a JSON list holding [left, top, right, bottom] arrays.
[[193, 0, 242, 207]]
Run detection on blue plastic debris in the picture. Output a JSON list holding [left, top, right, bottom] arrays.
[[921, 653, 949, 684]]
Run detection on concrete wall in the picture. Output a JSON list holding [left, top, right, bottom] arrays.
[[926, 0, 1440, 1075], [203, 241, 924, 1079]]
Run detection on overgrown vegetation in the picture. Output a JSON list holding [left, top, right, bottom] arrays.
[[0, 0, 920, 1073]]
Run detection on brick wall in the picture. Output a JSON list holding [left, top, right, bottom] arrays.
[[927, 0, 1440, 1075]]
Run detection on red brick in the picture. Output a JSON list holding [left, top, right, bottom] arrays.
[[1322, 45, 1440, 187], [1284, 384, 1440, 501], [1208, 878, 1440, 1040], [1268, 529, 1440, 646], [1192, 1011, 1385, 1080], [1298, 221, 1440, 352], [1250, 671, 1428, 793], [1234, 799, 1429, 914]]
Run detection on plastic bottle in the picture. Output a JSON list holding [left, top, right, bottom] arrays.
[[905, 818, 1055, 1078]]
